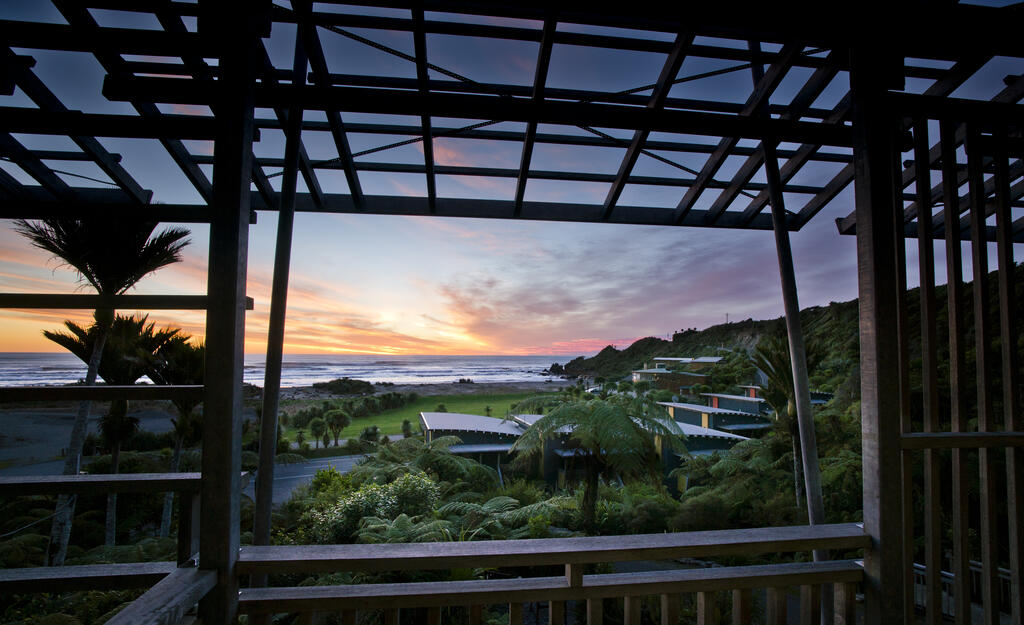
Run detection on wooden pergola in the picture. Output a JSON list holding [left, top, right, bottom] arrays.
[[0, 2, 1022, 623]]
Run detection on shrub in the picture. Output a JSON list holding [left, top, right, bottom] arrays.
[[312, 377, 375, 396]]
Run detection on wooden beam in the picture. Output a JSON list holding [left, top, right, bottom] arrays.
[[102, 77, 855, 147], [411, 7, 436, 214], [901, 432, 1024, 449], [237, 523, 868, 575], [0, 384, 203, 403], [514, 17, 555, 217], [672, 43, 801, 225], [707, 51, 839, 220], [0, 133, 75, 201], [601, 31, 692, 220], [0, 107, 230, 141], [105, 566, 217, 625], [0, 200, 217, 222], [0, 294, 253, 310], [300, 6, 364, 207], [0, 561, 175, 594]]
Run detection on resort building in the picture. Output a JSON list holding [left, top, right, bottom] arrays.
[[652, 356, 723, 371], [659, 401, 772, 435], [702, 392, 770, 416], [629, 367, 707, 391]]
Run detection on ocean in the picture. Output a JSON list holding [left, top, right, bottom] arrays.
[[0, 352, 571, 388]]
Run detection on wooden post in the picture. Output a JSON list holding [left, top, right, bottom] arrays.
[[993, 130, 1024, 625], [849, 47, 904, 625], [508, 602, 522, 625], [426, 608, 439, 625], [766, 587, 787, 625], [566, 563, 583, 587], [549, 600, 565, 625], [198, 2, 264, 621], [176, 492, 200, 565], [587, 598, 603, 625], [966, 125, 999, 625], [732, 589, 751, 625], [660, 594, 679, 625], [624, 596, 641, 625], [800, 585, 821, 625], [940, 118, 970, 625], [834, 583, 856, 625], [697, 591, 718, 625], [913, 118, 943, 625], [252, 13, 308, 584]]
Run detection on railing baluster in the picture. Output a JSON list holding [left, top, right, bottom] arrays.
[[177, 492, 200, 565], [624, 596, 642, 625], [508, 602, 522, 625], [799, 585, 820, 625], [587, 598, 603, 625], [766, 587, 787, 625], [834, 582, 856, 625], [732, 589, 751, 625], [697, 591, 718, 624], [566, 563, 583, 587], [549, 600, 565, 625], [660, 593, 678, 625], [385, 607, 399, 625], [427, 607, 440, 625]]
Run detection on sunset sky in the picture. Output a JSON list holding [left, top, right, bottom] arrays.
[[0, 3, 1015, 356]]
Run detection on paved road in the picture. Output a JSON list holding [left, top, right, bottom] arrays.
[[242, 455, 366, 502], [1, 455, 367, 505]]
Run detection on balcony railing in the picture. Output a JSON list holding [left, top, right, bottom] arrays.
[[0, 474, 867, 624]]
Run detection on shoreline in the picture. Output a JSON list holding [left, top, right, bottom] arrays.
[[278, 379, 568, 401]]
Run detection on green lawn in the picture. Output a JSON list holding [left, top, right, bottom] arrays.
[[281, 391, 555, 443]]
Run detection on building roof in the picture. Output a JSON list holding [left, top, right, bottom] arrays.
[[704, 391, 770, 401], [718, 422, 773, 432], [448, 443, 515, 454], [511, 413, 572, 434], [677, 422, 749, 441], [738, 385, 762, 390], [657, 401, 753, 417], [653, 357, 723, 364], [419, 412, 522, 436]]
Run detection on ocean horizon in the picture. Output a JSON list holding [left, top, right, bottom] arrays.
[[0, 352, 572, 388]]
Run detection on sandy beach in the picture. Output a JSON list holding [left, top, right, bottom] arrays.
[[0, 380, 567, 467]]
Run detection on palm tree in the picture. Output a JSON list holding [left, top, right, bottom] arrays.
[[45, 314, 180, 545], [147, 336, 205, 538], [752, 334, 821, 509], [326, 409, 350, 446], [15, 218, 189, 565], [510, 395, 685, 532], [309, 418, 326, 449]]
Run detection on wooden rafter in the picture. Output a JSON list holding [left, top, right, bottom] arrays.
[[513, 17, 556, 217], [601, 31, 693, 220]]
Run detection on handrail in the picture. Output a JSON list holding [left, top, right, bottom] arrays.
[[238, 559, 864, 614], [0, 473, 204, 496], [0, 561, 175, 593], [238, 522, 869, 575], [103, 565, 216, 625]]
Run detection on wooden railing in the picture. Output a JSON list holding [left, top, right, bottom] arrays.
[[236, 523, 868, 625], [0, 473, 867, 625]]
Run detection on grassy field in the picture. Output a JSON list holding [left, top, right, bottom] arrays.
[[281, 391, 555, 443]]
